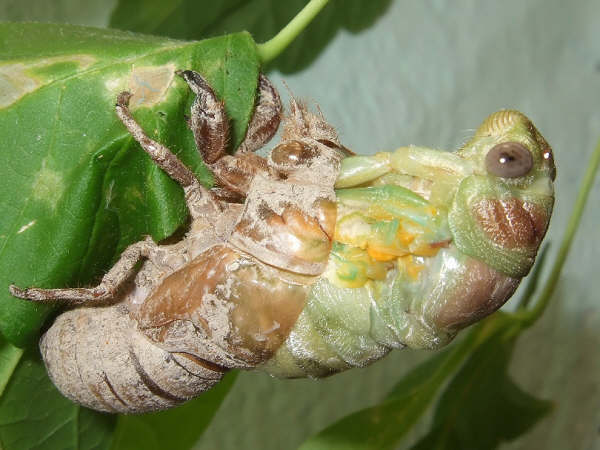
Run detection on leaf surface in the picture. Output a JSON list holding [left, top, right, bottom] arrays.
[[410, 325, 552, 449], [299, 313, 551, 450], [110, 372, 238, 450], [0, 349, 116, 450], [0, 23, 260, 347], [109, 0, 393, 72], [0, 339, 23, 397]]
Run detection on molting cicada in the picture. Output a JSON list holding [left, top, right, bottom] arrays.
[[10, 71, 555, 413]]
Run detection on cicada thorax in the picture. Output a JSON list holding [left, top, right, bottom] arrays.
[[134, 134, 343, 358], [229, 178, 336, 275]]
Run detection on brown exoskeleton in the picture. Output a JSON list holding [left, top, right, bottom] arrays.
[[10, 70, 345, 413], [10, 70, 555, 414]]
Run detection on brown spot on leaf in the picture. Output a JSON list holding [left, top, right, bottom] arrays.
[[0, 55, 96, 108], [128, 64, 175, 107]]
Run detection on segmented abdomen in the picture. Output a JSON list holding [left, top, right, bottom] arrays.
[[40, 305, 224, 414]]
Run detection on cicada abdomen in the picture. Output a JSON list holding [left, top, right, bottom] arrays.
[[11, 72, 555, 414], [40, 305, 224, 412]]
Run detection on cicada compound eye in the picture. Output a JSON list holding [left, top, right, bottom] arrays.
[[270, 140, 317, 172], [485, 142, 533, 178]]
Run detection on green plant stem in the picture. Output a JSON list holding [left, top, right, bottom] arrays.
[[257, 0, 330, 64], [521, 138, 600, 326]]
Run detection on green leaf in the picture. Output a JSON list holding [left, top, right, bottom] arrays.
[[299, 313, 548, 450], [410, 328, 552, 450], [297, 348, 463, 450], [0, 339, 24, 397], [110, 372, 238, 450], [109, 0, 393, 73], [0, 348, 116, 450], [298, 317, 499, 450], [0, 23, 260, 347]]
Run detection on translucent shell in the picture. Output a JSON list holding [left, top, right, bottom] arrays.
[[229, 175, 337, 276], [135, 245, 310, 367]]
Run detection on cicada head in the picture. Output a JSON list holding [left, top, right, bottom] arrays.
[[450, 110, 556, 279], [462, 110, 556, 183]]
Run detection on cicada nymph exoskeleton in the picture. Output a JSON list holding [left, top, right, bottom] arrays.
[[10, 72, 555, 413]]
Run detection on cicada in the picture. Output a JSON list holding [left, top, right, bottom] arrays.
[[10, 71, 555, 413]]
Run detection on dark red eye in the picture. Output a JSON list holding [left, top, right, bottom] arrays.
[[485, 142, 533, 178]]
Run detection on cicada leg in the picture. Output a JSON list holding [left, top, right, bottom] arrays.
[[335, 146, 472, 207], [176, 70, 229, 164], [237, 74, 283, 154], [9, 237, 158, 304], [178, 71, 276, 200], [116, 91, 221, 219], [335, 153, 393, 188]]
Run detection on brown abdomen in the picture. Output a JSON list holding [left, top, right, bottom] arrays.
[[134, 245, 312, 369]]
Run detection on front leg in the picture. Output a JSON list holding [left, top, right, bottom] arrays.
[[237, 74, 283, 154], [10, 237, 158, 305], [179, 71, 277, 199], [115, 92, 221, 219], [177, 70, 229, 164]]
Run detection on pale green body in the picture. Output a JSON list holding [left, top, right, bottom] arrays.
[[262, 245, 516, 378], [262, 111, 555, 378]]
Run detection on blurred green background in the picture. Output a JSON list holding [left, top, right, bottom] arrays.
[[1, 1, 598, 449]]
